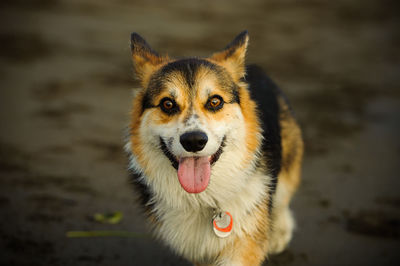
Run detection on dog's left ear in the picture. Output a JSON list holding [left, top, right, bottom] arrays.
[[210, 30, 249, 81], [131, 33, 168, 86]]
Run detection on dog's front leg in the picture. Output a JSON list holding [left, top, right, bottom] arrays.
[[216, 234, 268, 266]]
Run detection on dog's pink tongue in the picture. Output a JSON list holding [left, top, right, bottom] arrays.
[[178, 157, 210, 193]]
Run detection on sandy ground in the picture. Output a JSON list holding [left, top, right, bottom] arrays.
[[0, 0, 399, 265]]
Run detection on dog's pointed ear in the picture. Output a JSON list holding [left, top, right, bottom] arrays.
[[210, 30, 249, 81], [131, 33, 168, 86]]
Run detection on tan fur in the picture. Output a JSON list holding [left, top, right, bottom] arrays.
[[277, 95, 304, 202], [129, 91, 147, 168], [236, 83, 263, 168], [221, 199, 271, 265], [131, 48, 169, 87], [268, 96, 303, 255]]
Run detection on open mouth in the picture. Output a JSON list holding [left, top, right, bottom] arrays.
[[159, 136, 226, 193], [159, 136, 226, 170]]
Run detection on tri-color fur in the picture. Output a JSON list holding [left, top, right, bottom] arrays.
[[125, 31, 303, 266]]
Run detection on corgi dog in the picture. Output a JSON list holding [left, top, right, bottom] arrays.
[[125, 31, 303, 266]]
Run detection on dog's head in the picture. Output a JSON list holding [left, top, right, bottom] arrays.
[[128, 31, 261, 194]]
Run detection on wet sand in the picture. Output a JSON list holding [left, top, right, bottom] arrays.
[[0, 0, 399, 265]]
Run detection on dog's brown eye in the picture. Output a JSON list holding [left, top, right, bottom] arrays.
[[163, 100, 173, 110], [210, 97, 221, 108], [206, 95, 224, 112], [160, 97, 179, 115]]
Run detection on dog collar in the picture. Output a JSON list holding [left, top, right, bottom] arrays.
[[212, 210, 233, 238]]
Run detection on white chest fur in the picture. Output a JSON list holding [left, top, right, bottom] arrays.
[[148, 164, 269, 261], [126, 139, 270, 262]]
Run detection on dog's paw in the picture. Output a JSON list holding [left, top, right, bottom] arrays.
[[268, 208, 295, 255]]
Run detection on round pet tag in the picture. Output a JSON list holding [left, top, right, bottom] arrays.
[[213, 211, 233, 238]]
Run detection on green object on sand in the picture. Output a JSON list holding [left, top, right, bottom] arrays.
[[66, 211, 149, 238], [93, 211, 123, 224]]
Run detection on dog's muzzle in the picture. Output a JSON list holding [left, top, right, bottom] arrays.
[[159, 136, 226, 170]]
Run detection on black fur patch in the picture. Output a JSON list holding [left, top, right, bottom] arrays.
[[231, 85, 241, 104], [141, 75, 164, 113], [128, 168, 154, 211], [141, 58, 240, 115], [141, 93, 155, 112], [160, 58, 217, 89], [244, 64, 282, 212]]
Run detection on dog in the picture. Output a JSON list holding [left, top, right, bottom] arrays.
[[125, 31, 303, 266]]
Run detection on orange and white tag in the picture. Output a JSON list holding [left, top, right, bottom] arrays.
[[213, 211, 233, 238]]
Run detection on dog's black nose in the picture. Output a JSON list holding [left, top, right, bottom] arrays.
[[180, 131, 208, 152]]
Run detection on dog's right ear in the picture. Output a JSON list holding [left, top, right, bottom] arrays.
[[209, 30, 249, 82], [131, 33, 168, 86]]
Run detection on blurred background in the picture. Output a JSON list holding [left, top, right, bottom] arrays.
[[0, 0, 399, 265]]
